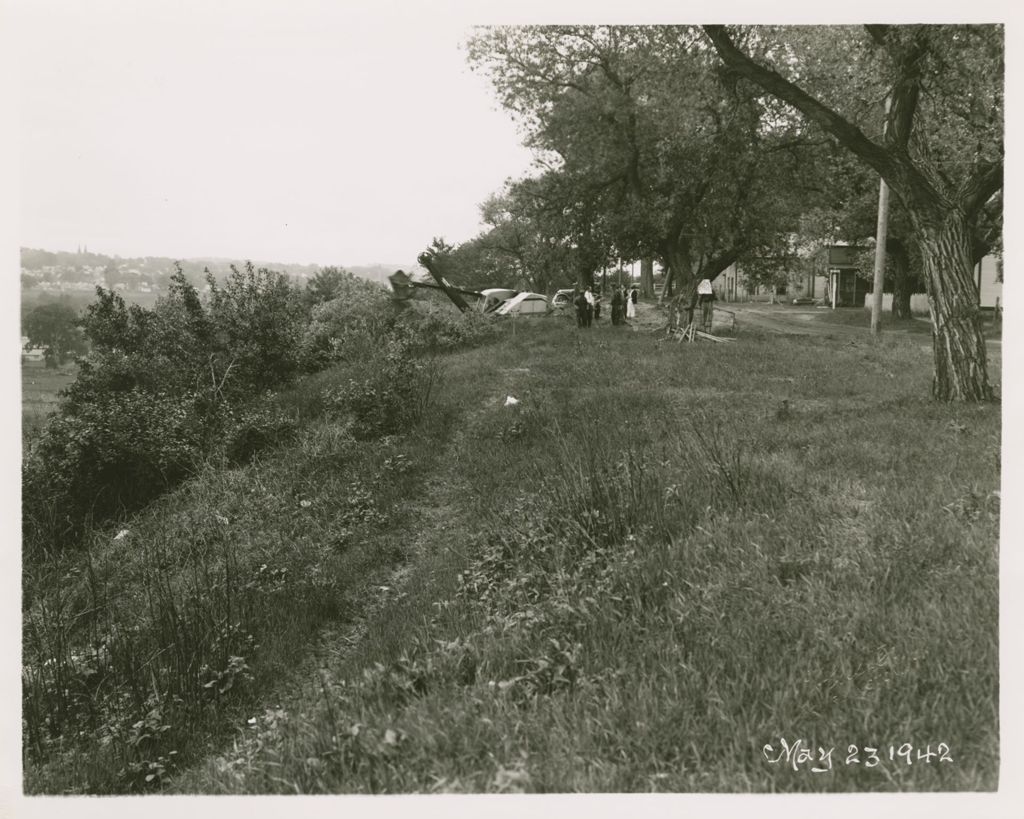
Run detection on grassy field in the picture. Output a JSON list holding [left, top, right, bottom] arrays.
[[23, 311, 1000, 794], [21, 359, 77, 442]]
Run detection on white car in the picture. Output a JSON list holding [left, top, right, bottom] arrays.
[[494, 292, 549, 316]]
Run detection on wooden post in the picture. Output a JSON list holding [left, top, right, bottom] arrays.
[[870, 97, 891, 335], [870, 180, 890, 333]]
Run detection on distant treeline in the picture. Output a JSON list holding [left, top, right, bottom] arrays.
[[20, 247, 408, 287]]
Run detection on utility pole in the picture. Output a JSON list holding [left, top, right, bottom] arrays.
[[870, 98, 891, 336]]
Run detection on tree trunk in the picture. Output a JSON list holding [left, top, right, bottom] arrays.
[[661, 265, 674, 302], [661, 241, 696, 304], [889, 239, 913, 319], [640, 257, 655, 298], [417, 254, 472, 313], [912, 210, 993, 401]]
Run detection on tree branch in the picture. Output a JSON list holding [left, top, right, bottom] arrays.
[[962, 160, 1003, 217], [702, 25, 940, 206]]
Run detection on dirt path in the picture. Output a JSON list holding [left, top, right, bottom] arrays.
[[170, 364, 502, 792]]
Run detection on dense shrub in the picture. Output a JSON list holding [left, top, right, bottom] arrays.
[[222, 403, 300, 465], [23, 263, 503, 555], [298, 276, 395, 370], [395, 300, 500, 352], [23, 388, 206, 551], [23, 265, 308, 554], [327, 337, 443, 439], [207, 264, 308, 394]]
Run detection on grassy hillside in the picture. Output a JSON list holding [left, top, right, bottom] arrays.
[[24, 313, 1000, 793]]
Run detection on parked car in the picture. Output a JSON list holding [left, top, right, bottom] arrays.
[[478, 288, 519, 313], [495, 292, 549, 316], [551, 289, 575, 310]]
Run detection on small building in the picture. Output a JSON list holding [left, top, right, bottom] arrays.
[[823, 244, 869, 308], [21, 336, 45, 362]]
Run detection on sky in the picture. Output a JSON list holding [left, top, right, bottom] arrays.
[[15, 0, 538, 267], [12, 0, 1020, 269]]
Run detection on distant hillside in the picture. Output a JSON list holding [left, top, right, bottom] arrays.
[[20, 247, 412, 301], [345, 264, 407, 285]]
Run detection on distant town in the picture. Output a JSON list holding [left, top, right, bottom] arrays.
[[20, 246, 403, 303]]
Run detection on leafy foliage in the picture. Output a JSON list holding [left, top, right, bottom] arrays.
[[467, 26, 831, 295], [23, 264, 308, 552], [23, 302, 88, 366], [703, 24, 1003, 399]]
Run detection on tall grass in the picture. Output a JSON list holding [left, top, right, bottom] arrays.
[[25, 315, 999, 793], [166, 318, 998, 794], [22, 319, 493, 793]]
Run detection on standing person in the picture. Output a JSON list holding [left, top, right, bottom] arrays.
[[697, 278, 715, 332], [584, 287, 595, 327], [626, 286, 638, 320], [594, 291, 602, 322], [611, 287, 623, 326], [574, 289, 588, 328]]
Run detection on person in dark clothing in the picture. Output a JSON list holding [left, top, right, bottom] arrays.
[[611, 288, 623, 325], [574, 290, 588, 328], [583, 287, 595, 327]]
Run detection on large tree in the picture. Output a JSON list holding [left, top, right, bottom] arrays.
[[704, 24, 1003, 401], [472, 176, 584, 294], [467, 25, 830, 304], [23, 302, 87, 367]]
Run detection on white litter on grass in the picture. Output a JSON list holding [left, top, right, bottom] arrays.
[[504, 395, 519, 407], [113, 529, 130, 541], [299, 499, 312, 508]]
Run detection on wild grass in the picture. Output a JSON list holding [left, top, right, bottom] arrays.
[[21, 360, 77, 444], [25, 315, 1000, 793]]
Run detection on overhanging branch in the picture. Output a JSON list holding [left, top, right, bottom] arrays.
[[702, 25, 939, 205]]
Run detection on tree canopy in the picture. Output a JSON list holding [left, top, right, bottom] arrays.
[[467, 25, 837, 300], [24, 302, 87, 367], [462, 24, 1003, 401], [704, 24, 1002, 400]]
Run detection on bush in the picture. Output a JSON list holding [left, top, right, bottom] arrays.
[[395, 300, 499, 352], [23, 389, 206, 552], [222, 402, 300, 465], [327, 338, 443, 440], [23, 265, 309, 554], [23, 262, 499, 555], [298, 278, 395, 370], [206, 264, 307, 394]]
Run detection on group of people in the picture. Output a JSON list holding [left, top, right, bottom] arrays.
[[570, 279, 716, 332], [573, 285, 638, 328]]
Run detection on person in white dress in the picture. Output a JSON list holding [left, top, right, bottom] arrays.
[[626, 286, 637, 319]]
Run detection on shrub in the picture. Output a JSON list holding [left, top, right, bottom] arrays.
[[298, 278, 395, 369], [395, 300, 499, 352], [206, 264, 307, 395], [23, 389, 206, 552], [327, 339, 443, 440], [222, 402, 300, 465], [23, 265, 309, 554]]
